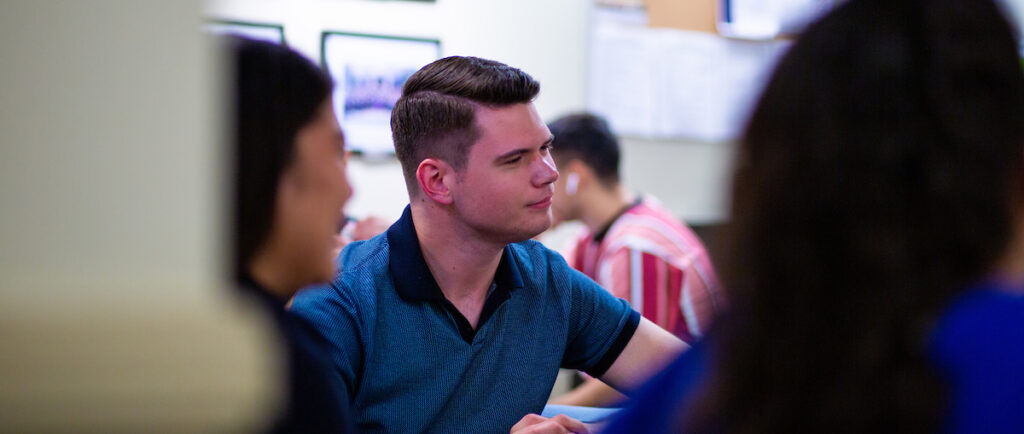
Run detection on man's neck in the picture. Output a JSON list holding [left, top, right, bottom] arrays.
[[580, 185, 635, 234], [410, 203, 504, 306]]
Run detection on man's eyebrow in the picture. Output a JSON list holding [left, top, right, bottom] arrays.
[[494, 136, 555, 161], [494, 148, 529, 162]]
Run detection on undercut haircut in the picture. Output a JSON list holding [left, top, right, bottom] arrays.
[[391, 56, 540, 195], [548, 112, 622, 188]]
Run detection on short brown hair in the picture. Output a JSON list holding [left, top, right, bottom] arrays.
[[391, 56, 540, 194]]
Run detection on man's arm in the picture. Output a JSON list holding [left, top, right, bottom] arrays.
[[550, 377, 624, 407], [553, 311, 684, 407], [554, 247, 686, 398], [598, 317, 687, 394]]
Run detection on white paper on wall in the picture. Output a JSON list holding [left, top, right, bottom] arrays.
[[588, 24, 789, 142]]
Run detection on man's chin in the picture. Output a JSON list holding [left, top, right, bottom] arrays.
[[512, 219, 552, 243]]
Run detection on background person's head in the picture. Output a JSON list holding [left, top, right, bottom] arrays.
[[687, 0, 1024, 431], [391, 56, 558, 243], [231, 37, 352, 296], [547, 112, 622, 224]]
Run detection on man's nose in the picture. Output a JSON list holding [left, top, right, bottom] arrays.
[[533, 155, 559, 187]]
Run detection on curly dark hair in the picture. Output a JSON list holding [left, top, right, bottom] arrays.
[[547, 112, 622, 188], [682, 0, 1024, 432]]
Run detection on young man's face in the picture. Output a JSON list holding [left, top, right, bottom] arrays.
[[450, 102, 558, 244], [274, 100, 352, 286]]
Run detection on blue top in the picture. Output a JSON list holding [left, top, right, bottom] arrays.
[[603, 281, 1024, 433], [930, 282, 1024, 433], [239, 276, 354, 434], [289, 206, 641, 433]]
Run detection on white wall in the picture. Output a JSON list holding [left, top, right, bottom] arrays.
[[206, 0, 736, 225], [205, 0, 590, 118], [0, 2, 276, 430], [621, 138, 735, 224]]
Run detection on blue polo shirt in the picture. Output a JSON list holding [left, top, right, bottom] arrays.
[[290, 206, 641, 433]]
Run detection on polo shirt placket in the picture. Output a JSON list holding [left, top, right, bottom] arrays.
[[386, 215, 523, 344]]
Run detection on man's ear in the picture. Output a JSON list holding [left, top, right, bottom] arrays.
[[416, 158, 455, 205]]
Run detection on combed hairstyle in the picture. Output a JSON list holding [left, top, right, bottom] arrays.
[[230, 37, 332, 281], [682, 0, 1024, 432], [391, 56, 540, 194], [547, 112, 621, 188]]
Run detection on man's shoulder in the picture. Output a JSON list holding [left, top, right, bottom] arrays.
[[605, 196, 708, 257], [509, 239, 572, 271], [291, 234, 390, 316], [508, 239, 592, 297], [621, 196, 686, 230], [338, 232, 390, 273], [337, 233, 395, 291]]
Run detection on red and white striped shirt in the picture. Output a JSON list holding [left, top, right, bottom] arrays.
[[566, 197, 722, 343]]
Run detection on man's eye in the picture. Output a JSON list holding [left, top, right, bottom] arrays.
[[505, 156, 522, 164]]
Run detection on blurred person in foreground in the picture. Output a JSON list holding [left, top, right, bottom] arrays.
[[290, 56, 685, 433], [230, 37, 354, 433], [546, 113, 722, 408], [604, 0, 1024, 432]]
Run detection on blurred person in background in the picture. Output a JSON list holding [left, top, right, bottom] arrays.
[[334, 214, 389, 258], [230, 36, 355, 433], [547, 113, 721, 408], [604, 0, 1024, 432]]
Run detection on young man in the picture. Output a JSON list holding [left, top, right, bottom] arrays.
[[231, 37, 354, 433], [289, 57, 685, 433], [547, 113, 722, 408]]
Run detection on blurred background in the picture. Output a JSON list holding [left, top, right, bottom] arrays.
[[2, 0, 1024, 430]]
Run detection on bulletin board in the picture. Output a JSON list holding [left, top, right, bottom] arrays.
[[647, 0, 717, 33], [587, 0, 837, 142]]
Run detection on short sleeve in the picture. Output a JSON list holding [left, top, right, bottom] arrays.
[[560, 261, 641, 378], [289, 281, 366, 400]]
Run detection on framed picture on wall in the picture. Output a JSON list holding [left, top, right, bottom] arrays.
[[321, 32, 441, 156], [205, 19, 286, 44]]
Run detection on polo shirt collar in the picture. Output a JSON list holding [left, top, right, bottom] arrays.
[[387, 205, 525, 302]]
